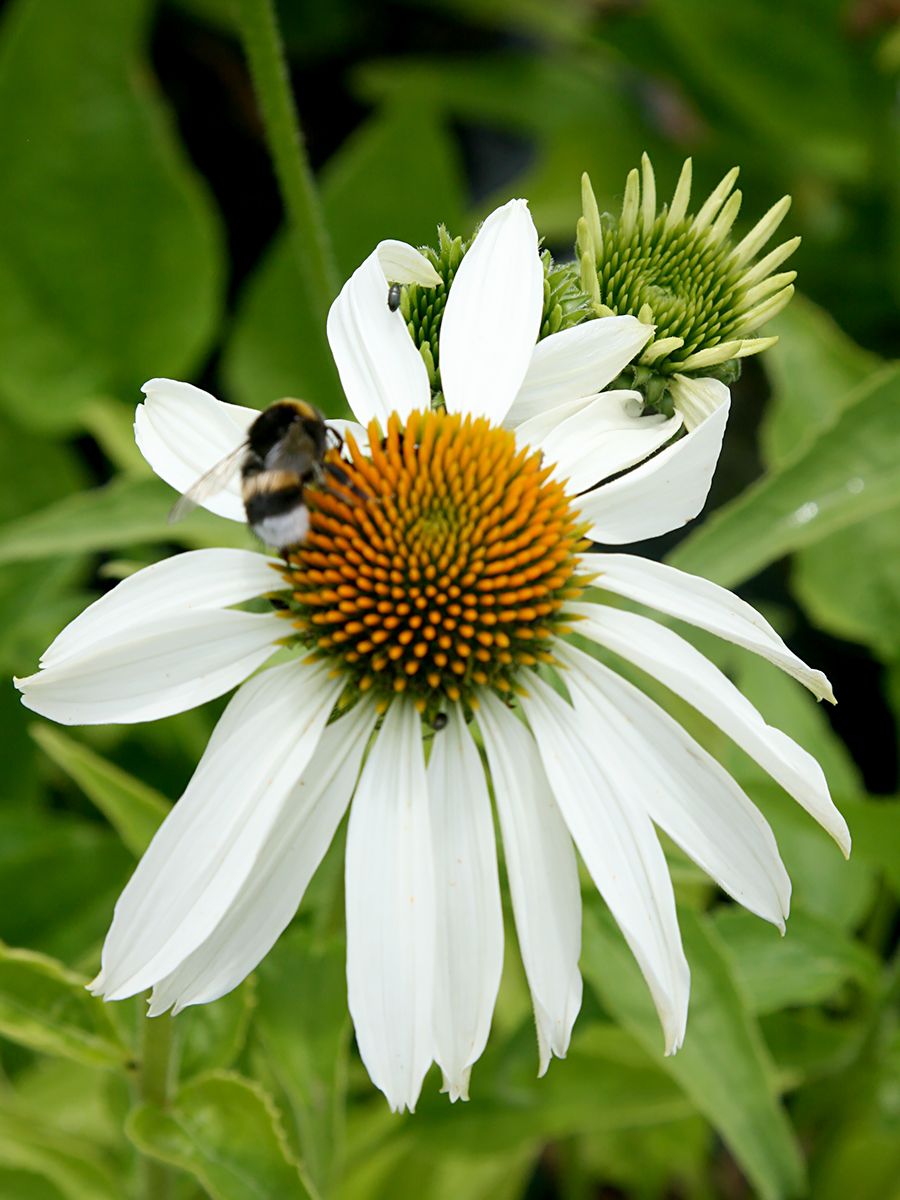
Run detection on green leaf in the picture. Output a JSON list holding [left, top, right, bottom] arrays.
[[648, 0, 873, 182], [178, 979, 256, 1079], [792, 512, 900, 658], [0, 0, 223, 431], [669, 367, 900, 588], [0, 943, 128, 1069], [410, 1022, 691, 1152], [760, 1011, 862, 1088], [353, 51, 670, 242], [754, 299, 900, 655], [760, 294, 883, 469], [126, 1070, 313, 1200], [254, 929, 350, 1197], [713, 907, 879, 1014], [752, 787, 876, 932], [0, 1109, 121, 1200], [30, 726, 169, 857], [0, 812, 130, 964], [0, 1170, 66, 1200], [838, 797, 900, 896], [0, 475, 252, 566], [582, 902, 805, 1200], [222, 100, 465, 414]]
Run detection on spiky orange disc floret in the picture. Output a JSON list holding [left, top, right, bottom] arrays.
[[280, 409, 587, 712]]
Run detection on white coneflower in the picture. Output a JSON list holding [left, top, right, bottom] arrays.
[[16, 199, 848, 1114]]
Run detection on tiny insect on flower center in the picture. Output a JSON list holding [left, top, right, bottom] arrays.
[[278, 410, 588, 716]]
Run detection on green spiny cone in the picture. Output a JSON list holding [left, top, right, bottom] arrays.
[[578, 154, 799, 385]]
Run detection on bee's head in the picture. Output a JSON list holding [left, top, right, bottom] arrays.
[[249, 399, 326, 458]]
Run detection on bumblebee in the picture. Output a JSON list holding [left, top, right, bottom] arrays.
[[170, 399, 342, 553]]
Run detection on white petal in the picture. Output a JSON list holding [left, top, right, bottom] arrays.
[[136, 379, 257, 521], [345, 701, 434, 1113], [428, 706, 503, 1102], [17, 610, 282, 726], [529, 391, 682, 495], [376, 240, 442, 287], [440, 199, 544, 424], [557, 641, 792, 928], [90, 660, 342, 999], [520, 674, 690, 1055], [568, 602, 850, 855], [576, 379, 729, 543], [327, 418, 370, 456], [148, 700, 376, 1015], [508, 316, 654, 426], [669, 374, 727, 432], [39, 549, 279, 670], [326, 241, 434, 427], [589, 553, 834, 702], [477, 692, 582, 1075]]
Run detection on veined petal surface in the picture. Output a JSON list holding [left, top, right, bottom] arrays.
[[90, 660, 343, 999], [558, 642, 792, 928], [345, 701, 435, 1113], [326, 240, 436, 427], [148, 701, 376, 1014], [478, 691, 583, 1075], [440, 200, 543, 424], [508, 315, 653, 425], [521, 675, 690, 1055], [17, 609, 282, 726], [428, 706, 503, 1102], [136, 379, 258, 521], [39, 549, 279, 670], [568, 602, 849, 854], [590, 553, 834, 701], [576, 379, 729, 543], [533, 391, 682, 495]]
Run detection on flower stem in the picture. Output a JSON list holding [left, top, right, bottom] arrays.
[[236, 0, 342, 398], [138, 1012, 175, 1200]]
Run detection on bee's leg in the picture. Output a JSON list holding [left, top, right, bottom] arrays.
[[325, 426, 344, 452], [322, 460, 372, 504]]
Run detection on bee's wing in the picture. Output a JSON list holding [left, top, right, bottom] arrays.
[[168, 442, 249, 524]]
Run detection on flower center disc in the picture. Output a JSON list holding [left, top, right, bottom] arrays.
[[282, 410, 586, 714]]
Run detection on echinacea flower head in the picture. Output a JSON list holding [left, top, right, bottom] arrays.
[[16, 197, 848, 1115], [578, 154, 798, 406]]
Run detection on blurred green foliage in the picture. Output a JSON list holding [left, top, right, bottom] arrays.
[[0, 0, 898, 1197]]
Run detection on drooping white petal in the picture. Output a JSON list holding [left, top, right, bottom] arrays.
[[477, 692, 582, 1075], [508, 316, 654, 426], [440, 199, 544, 424], [520, 675, 690, 1055], [589, 553, 835, 702], [527, 391, 682, 495], [326, 241, 436, 427], [16, 610, 283, 726], [567, 602, 850, 855], [345, 701, 435, 1113], [557, 641, 792, 928], [39, 549, 279, 670], [148, 700, 377, 1015], [669, 374, 729, 431], [136, 379, 258, 521], [428, 706, 503, 1102], [576, 379, 729, 543], [90, 660, 343, 1000]]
